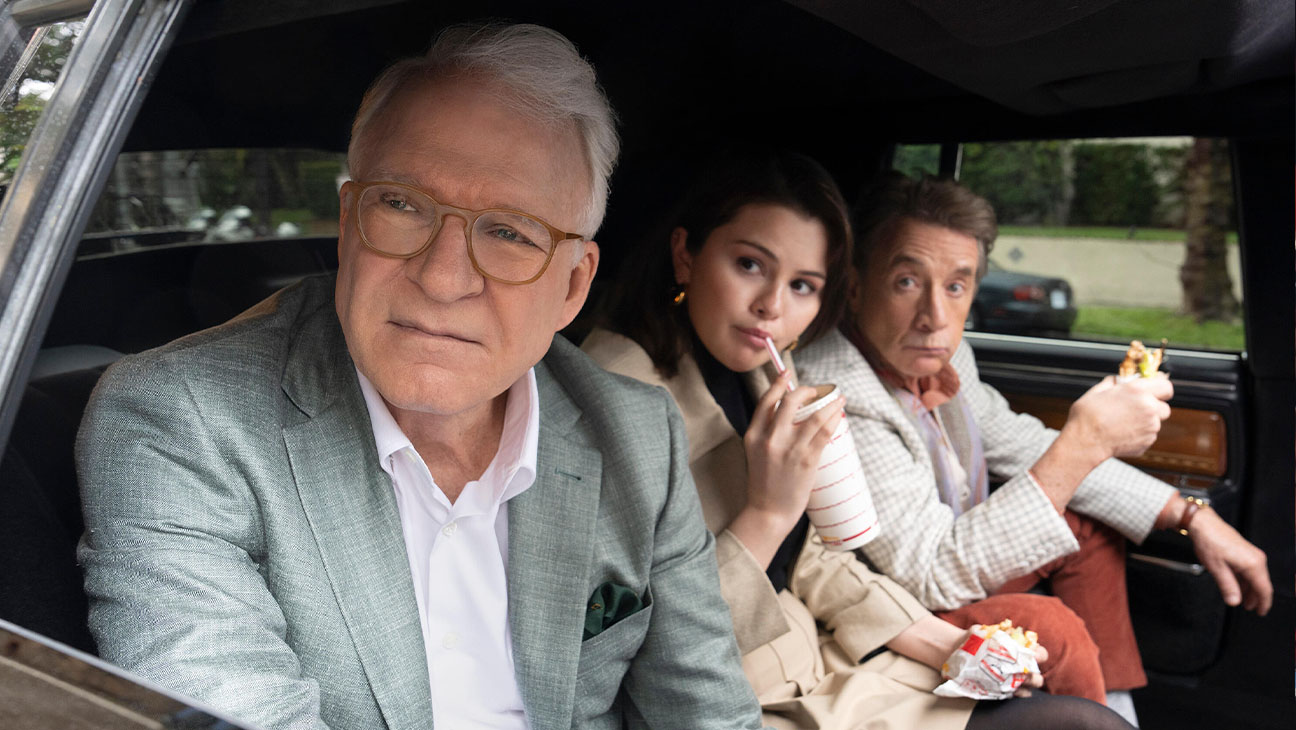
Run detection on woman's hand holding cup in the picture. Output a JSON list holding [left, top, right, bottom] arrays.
[[727, 370, 844, 569]]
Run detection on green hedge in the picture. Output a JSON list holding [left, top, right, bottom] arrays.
[[960, 141, 1067, 225], [953, 140, 1191, 228], [1070, 144, 1160, 227]]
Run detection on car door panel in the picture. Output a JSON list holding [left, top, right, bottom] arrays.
[[1002, 394, 1228, 480], [966, 331, 1247, 675]]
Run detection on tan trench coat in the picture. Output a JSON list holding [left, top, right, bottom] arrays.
[[583, 329, 974, 730]]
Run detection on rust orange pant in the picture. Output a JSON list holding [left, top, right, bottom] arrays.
[[936, 510, 1146, 704]]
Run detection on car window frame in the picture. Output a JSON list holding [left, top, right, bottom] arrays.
[[894, 139, 1248, 353], [0, 0, 191, 450]]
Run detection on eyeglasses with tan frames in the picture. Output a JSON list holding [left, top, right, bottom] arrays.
[[347, 180, 584, 285]]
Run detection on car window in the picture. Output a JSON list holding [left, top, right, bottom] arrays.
[[892, 143, 941, 178], [894, 138, 1245, 352], [0, 19, 83, 200], [82, 148, 348, 257]]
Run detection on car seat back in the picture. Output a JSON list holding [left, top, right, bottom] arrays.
[[0, 363, 115, 655]]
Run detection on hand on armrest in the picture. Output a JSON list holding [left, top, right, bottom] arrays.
[[1174, 501, 1272, 615]]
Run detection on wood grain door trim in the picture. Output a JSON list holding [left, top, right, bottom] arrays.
[[1004, 394, 1227, 477]]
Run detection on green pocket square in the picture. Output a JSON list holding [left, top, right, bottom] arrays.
[[583, 582, 643, 640]]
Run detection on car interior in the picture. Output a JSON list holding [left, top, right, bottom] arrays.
[[0, 1, 1291, 728]]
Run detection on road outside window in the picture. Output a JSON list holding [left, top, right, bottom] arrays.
[[894, 139, 1243, 352]]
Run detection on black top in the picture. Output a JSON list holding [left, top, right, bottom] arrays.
[[692, 338, 809, 593]]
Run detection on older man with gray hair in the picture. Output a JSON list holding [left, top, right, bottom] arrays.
[[78, 23, 763, 730], [797, 173, 1271, 722]]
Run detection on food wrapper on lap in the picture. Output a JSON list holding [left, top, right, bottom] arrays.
[[934, 621, 1040, 700]]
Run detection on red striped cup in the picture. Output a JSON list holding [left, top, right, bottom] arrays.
[[795, 384, 879, 551]]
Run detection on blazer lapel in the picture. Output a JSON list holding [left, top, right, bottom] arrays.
[[668, 354, 733, 461], [281, 305, 431, 730], [507, 361, 601, 730]]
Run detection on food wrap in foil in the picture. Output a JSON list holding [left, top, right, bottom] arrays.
[[934, 624, 1040, 700]]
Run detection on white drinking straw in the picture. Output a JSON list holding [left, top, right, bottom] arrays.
[[764, 336, 795, 392]]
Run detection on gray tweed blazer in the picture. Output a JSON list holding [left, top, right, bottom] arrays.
[[76, 275, 762, 730]]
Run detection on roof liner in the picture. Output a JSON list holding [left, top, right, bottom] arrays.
[[789, 0, 1294, 114], [123, 0, 1294, 157], [907, 0, 1125, 46]]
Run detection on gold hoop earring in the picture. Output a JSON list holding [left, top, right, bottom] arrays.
[[787, 337, 799, 352], [672, 288, 687, 306]]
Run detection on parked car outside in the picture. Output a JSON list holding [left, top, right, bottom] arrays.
[[968, 258, 1077, 335]]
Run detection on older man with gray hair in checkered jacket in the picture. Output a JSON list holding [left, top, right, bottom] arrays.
[[796, 173, 1271, 721]]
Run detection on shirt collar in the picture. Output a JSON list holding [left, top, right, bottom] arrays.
[[841, 322, 962, 410], [357, 369, 413, 464], [355, 368, 540, 505], [489, 367, 540, 504]]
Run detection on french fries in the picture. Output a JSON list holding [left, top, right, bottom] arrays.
[[980, 619, 1038, 650]]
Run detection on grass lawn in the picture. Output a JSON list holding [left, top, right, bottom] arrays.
[[1073, 306, 1245, 351], [1001, 225, 1239, 245]]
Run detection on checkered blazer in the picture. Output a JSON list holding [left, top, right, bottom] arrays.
[[796, 329, 1177, 611]]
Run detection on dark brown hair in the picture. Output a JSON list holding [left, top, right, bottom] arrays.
[[854, 172, 998, 281], [603, 149, 852, 377]]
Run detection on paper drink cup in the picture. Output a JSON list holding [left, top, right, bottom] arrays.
[[794, 384, 879, 551]]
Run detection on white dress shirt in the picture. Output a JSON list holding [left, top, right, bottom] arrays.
[[358, 368, 539, 730]]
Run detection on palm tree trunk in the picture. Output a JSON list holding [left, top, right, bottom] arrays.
[[1179, 138, 1238, 322]]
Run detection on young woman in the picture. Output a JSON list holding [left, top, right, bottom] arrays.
[[582, 150, 1131, 730]]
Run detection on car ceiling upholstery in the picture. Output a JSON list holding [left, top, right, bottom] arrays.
[[789, 0, 1294, 115], [124, 0, 1294, 156]]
